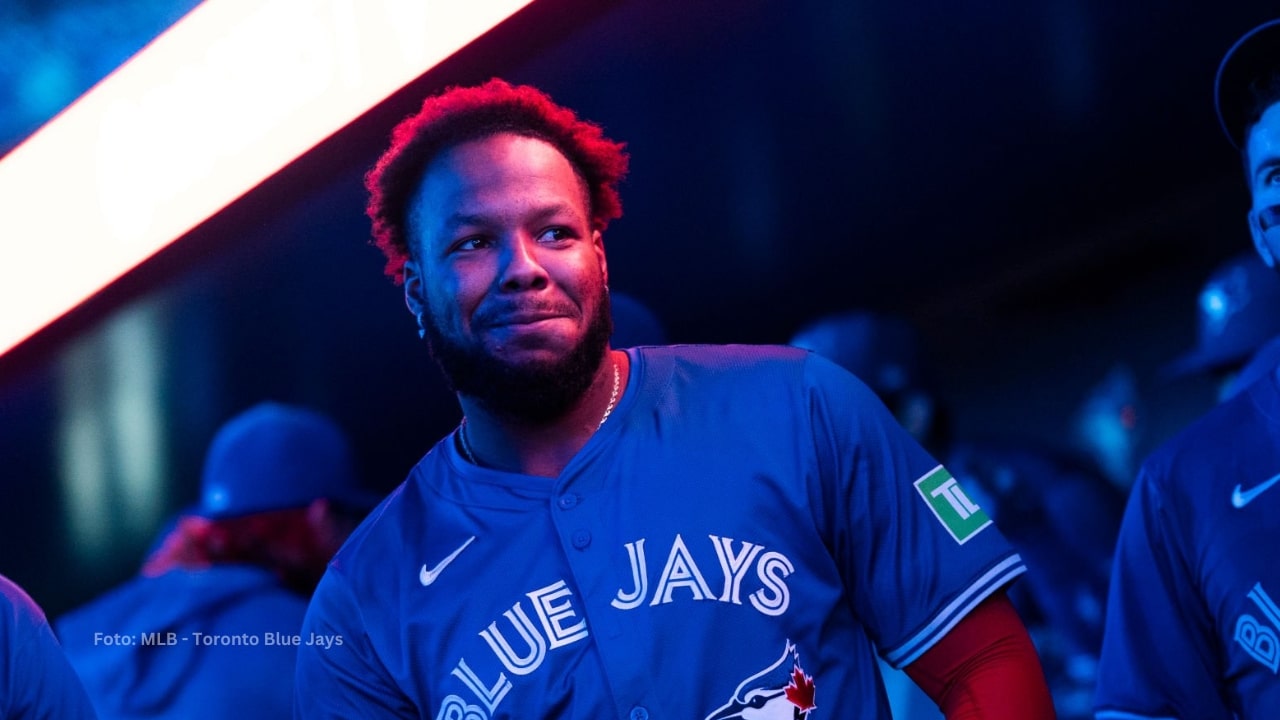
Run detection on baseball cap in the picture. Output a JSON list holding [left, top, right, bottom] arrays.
[[197, 402, 379, 519], [789, 310, 924, 398], [1215, 18, 1280, 150], [1163, 251, 1280, 379]]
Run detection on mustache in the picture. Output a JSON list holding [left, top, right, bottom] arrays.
[[472, 301, 580, 327]]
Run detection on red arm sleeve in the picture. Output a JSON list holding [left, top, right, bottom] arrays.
[[902, 590, 1056, 720]]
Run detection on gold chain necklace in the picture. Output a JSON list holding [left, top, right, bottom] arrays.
[[459, 360, 620, 466]]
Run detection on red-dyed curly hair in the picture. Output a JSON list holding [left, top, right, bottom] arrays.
[[141, 509, 345, 596], [365, 78, 630, 285]]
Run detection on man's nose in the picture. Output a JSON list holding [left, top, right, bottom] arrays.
[[497, 235, 550, 291]]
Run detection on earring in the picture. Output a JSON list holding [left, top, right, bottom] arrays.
[[416, 313, 426, 340]]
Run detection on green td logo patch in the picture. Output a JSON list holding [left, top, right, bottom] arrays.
[[914, 466, 991, 544]]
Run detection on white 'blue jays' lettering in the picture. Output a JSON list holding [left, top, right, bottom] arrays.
[[612, 534, 794, 615], [439, 580, 590, 719]]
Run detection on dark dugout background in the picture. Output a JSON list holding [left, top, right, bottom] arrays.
[[0, 0, 1273, 614]]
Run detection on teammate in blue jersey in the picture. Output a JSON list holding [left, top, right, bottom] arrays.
[[0, 573, 97, 719], [57, 402, 375, 720], [1094, 17, 1280, 720], [294, 78, 1055, 719]]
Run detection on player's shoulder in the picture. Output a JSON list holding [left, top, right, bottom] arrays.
[[638, 343, 806, 370], [0, 573, 44, 627], [634, 344, 877, 408], [327, 476, 415, 574], [637, 343, 858, 387], [631, 345, 883, 430], [1139, 378, 1279, 496], [326, 445, 467, 578]]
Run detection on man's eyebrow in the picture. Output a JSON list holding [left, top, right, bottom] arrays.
[[1255, 156, 1280, 183]]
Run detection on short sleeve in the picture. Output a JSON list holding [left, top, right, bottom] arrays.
[[802, 352, 1024, 668], [1094, 468, 1233, 720]]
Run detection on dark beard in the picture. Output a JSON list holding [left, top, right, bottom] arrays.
[[422, 293, 613, 422]]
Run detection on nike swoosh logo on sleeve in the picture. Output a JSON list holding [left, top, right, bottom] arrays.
[[419, 536, 476, 586], [1232, 474, 1280, 508]]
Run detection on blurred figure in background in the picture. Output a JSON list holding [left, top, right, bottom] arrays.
[[950, 364, 1136, 718], [0, 572, 97, 718], [1071, 364, 1143, 494], [56, 402, 378, 720], [1161, 250, 1280, 402], [792, 308, 1125, 720]]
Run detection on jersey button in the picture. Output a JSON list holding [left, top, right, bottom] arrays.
[[571, 529, 591, 549], [557, 493, 579, 510], [629, 706, 649, 720]]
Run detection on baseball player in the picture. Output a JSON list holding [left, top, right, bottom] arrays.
[[56, 402, 376, 720], [0, 573, 97, 719], [1094, 18, 1280, 719], [294, 79, 1055, 719]]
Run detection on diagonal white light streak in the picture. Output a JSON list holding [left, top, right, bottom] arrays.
[[0, 0, 537, 359]]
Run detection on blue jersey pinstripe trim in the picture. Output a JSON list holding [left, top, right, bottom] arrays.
[[884, 554, 1025, 667], [1095, 712, 1178, 720]]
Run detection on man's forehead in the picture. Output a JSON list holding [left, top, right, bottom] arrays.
[[415, 136, 587, 209], [1246, 103, 1280, 172], [406, 140, 589, 240]]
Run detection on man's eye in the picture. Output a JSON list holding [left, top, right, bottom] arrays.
[[455, 236, 490, 251], [539, 227, 572, 243]]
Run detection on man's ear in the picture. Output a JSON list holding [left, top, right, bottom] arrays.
[[404, 259, 427, 318], [593, 229, 608, 286], [1250, 208, 1277, 268]]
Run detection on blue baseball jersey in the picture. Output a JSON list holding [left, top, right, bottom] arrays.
[[1095, 368, 1280, 719], [0, 573, 97, 719], [296, 345, 1024, 719]]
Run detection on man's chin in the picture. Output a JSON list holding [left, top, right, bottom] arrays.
[[486, 344, 576, 370], [467, 356, 597, 422], [423, 292, 613, 421]]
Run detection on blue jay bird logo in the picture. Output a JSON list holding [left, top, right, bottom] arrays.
[[704, 641, 817, 719]]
